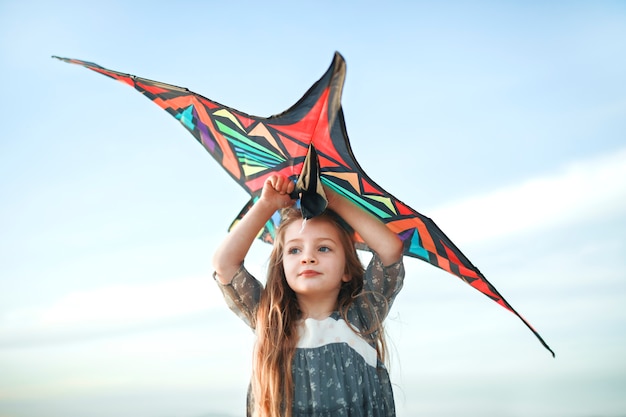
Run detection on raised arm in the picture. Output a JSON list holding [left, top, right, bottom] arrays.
[[212, 175, 295, 284], [324, 186, 403, 266]]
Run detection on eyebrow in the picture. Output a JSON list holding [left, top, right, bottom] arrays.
[[284, 236, 337, 246]]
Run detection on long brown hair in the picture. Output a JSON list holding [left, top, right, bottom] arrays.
[[251, 208, 388, 417]]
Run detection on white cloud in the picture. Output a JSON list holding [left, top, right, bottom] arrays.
[[430, 148, 626, 244], [39, 276, 221, 326], [4, 149, 625, 347], [0, 275, 225, 346]]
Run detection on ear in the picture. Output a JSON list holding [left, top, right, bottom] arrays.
[[341, 273, 351, 283]]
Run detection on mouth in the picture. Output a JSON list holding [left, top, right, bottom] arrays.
[[299, 269, 320, 278]]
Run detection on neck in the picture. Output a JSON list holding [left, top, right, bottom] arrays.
[[297, 295, 337, 320]]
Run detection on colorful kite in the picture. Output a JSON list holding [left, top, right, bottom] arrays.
[[53, 53, 554, 356]]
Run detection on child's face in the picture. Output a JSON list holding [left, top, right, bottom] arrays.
[[281, 217, 350, 300]]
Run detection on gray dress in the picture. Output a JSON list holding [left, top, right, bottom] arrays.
[[215, 254, 405, 417]]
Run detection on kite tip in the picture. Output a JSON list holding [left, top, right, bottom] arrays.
[[543, 342, 556, 358]]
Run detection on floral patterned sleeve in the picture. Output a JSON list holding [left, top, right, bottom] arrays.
[[350, 254, 405, 333], [213, 265, 262, 330]]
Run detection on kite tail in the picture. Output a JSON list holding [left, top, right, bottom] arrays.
[[505, 301, 555, 357]]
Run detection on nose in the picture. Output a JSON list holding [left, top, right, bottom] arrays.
[[300, 251, 317, 264]]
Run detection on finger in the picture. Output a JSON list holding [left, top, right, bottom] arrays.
[[265, 174, 277, 187], [275, 176, 286, 193]]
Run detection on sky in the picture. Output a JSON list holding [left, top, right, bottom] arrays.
[[1, 1, 625, 416]]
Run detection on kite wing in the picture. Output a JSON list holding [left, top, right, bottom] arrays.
[[53, 53, 554, 356]]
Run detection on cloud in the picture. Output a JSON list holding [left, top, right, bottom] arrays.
[[0, 275, 224, 347], [430, 148, 626, 244], [40, 277, 220, 326], [4, 149, 624, 348]]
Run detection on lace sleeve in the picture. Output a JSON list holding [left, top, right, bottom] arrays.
[[213, 265, 262, 330], [348, 254, 405, 337], [365, 255, 404, 305]]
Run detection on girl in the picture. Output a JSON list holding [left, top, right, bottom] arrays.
[[212, 174, 405, 417]]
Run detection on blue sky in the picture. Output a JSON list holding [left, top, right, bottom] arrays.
[[1, 1, 625, 416]]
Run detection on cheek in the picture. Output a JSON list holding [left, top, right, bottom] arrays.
[[282, 257, 297, 276]]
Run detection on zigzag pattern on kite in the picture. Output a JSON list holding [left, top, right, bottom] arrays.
[[53, 53, 554, 356]]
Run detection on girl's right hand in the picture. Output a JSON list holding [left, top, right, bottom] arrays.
[[212, 174, 296, 284], [261, 174, 296, 211]]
